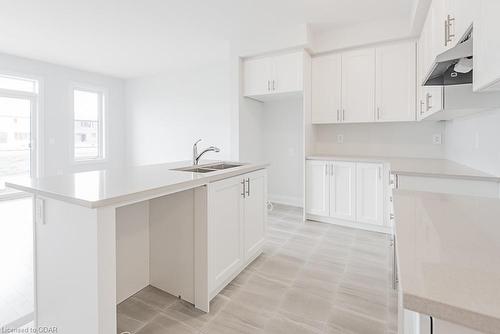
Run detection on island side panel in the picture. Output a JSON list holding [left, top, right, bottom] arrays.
[[149, 189, 195, 303], [116, 201, 150, 303], [35, 195, 116, 334]]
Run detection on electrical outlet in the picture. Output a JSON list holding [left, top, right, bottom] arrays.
[[432, 134, 442, 145], [337, 134, 344, 144]]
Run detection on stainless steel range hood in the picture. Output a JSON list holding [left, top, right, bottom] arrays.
[[423, 34, 473, 86]]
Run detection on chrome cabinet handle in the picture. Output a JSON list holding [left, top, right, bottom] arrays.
[[426, 93, 432, 111], [342, 109, 345, 122], [245, 178, 250, 197], [267, 80, 270, 92], [444, 19, 449, 47], [376, 107, 381, 120], [330, 164, 334, 176], [447, 15, 455, 44], [241, 179, 246, 198], [272, 80, 276, 91], [419, 100, 425, 115], [325, 164, 328, 175], [337, 109, 340, 122]]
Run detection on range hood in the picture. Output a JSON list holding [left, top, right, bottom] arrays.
[[423, 33, 473, 86]]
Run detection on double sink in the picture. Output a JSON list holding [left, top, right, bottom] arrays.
[[172, 162, 244, 173]]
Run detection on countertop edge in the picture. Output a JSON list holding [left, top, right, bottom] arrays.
[[6, 164, 268, 209], [404, 292, 500, 334]]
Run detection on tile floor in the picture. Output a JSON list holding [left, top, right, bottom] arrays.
[[117, 204, 398, 334]]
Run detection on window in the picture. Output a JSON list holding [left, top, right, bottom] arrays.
[[73, 88, 105, 161], [0, 74, 38, 93]]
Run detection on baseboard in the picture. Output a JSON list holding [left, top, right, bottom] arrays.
[[306, 213, 392, 234], [268, 194, 302, 207]]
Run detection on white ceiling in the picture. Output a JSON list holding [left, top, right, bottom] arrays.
[[0, 0, 416, 78]]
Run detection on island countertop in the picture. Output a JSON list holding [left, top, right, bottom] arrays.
[[6, 160, 268, 208], [307, 155, 500, 182], [393, 189, 500, 334]]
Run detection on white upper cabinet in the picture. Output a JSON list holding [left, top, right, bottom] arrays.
[[474, 0, 500, 92], [341, 48, 376, 123], [273, 52, 304, 94], [243, 51, 303, 99], [375, 42, 416, 122], [305, 160, 330, 217], [311, 41, 417, 124], [311, 54, 342, 124], [243, 57, 273, 97], [356, 163, 383, 226], [330, 162, 356, 221]]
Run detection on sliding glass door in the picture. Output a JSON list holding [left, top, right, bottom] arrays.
[[0, 92, 37, 197]]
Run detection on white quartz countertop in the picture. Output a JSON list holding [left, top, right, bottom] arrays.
[[6, 161, 268, 208], [393, 189, 500, 334], [307, 155, 500, 182]]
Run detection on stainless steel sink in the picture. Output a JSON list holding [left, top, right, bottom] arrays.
[[202, 163, 243, 170], [172, 162, 244, 173]]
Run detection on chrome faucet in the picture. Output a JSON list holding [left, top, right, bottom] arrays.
[[192, 139, 220, 165]]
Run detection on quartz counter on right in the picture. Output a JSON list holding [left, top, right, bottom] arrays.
[[393, 189, 500, 334]]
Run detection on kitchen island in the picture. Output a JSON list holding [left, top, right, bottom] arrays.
[[6, 160, 268, 334]]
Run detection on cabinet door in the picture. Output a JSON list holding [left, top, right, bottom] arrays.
[[243, 57, 272, 97], [341, 48, 376, 123], [208, 175, 244, 290], [243, 170, 266, 261], [473, 0, 500, 92], [330, 162, 356, 221], [356, 163, 383, 225], [447, 0, 475, 44], [311, 54, 342, 124], [305, 160, 330, 217], [272, 52, 303, 94], [375, 42, 416, 122]]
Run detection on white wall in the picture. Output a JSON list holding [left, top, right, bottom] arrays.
[[313, 121, 446, 158], [125, 62, 232, 166], [445, 109, 500, 176], [0, 52, 126, 177], [263, 98, 304, 206]]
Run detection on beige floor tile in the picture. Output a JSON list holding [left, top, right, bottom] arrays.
[[325, 307, 388, 334], [136, 314, 198, 334], [133, 285, 179, 311], [279, 288, 333, 323], [118, 297, 160, 323], [264, 312, 324, 334]]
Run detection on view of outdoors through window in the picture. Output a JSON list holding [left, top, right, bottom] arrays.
[[0, 76, 35, 193], [74, 89, 102, 160]]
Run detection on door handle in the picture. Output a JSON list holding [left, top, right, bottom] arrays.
[[245, 178, 250, 197], [426, 93, 432, 111], [241, 179, 246, 198]]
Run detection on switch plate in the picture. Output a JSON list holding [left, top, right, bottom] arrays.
[[337, 134, 344, 144], [432, 134, 442, 145]]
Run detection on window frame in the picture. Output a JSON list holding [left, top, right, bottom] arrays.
[[70, 83, 107, 163], [0, 72, 42, 201]]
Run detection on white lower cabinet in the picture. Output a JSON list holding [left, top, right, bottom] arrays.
[[208, 169, 266, 297], [306, 160, 385, 229], [330, 162, 356, 221], [356, 163, 384, 225], [305, 160, 330, 216]]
